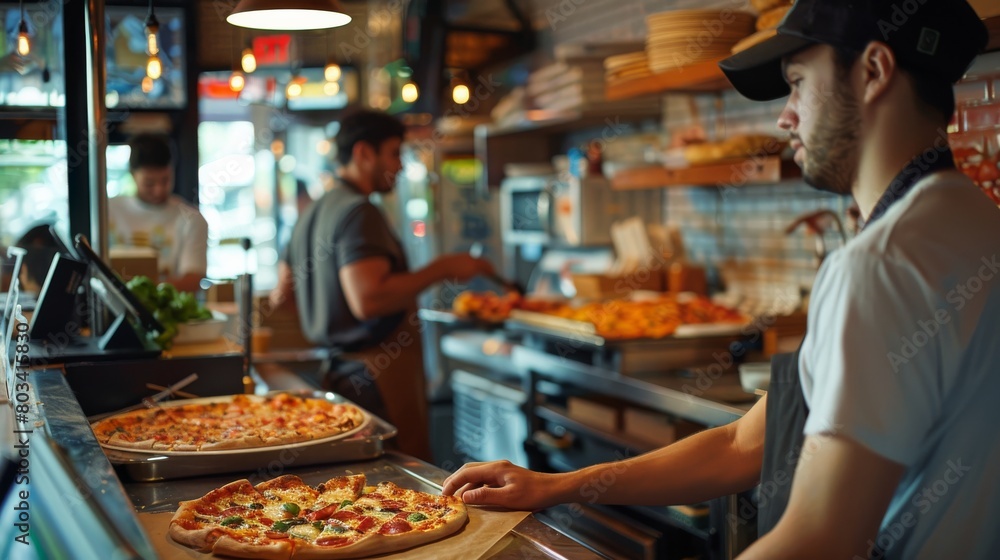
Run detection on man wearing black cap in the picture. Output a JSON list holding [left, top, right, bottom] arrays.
[[443, 1, 999, 558], [272, 110, 494, 461]]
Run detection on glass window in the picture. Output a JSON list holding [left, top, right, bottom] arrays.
[[198, 119, 279, 288], [0, 7, 65, 107]]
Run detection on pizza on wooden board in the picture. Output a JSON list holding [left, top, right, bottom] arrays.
[[169, 474, 468, 559], [90, 393, 367, 452]]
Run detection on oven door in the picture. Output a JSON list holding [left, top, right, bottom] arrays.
[[500, 176, 555, 245]]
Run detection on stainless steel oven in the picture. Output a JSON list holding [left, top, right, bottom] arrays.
[[500, 175, 662, 247]]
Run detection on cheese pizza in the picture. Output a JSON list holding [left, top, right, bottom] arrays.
[[91, 393, 367, 452], [169, 474, 468, 559]]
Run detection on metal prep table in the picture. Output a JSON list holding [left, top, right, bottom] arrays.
[[125, 452, 606, 560], [6, 366, 605, 560]]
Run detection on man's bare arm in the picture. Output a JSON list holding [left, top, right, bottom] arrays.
[[444, 395, 767, 509], [340, 254, 493, 320], [737, 434, 904, 559]]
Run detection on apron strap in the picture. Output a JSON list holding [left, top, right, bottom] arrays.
[[757, 347, 810, 535]]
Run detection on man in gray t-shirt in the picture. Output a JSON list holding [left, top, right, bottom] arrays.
[[272, 110, 493, 460]]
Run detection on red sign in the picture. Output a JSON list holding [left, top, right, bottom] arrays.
[[253, 35, 292, 67]]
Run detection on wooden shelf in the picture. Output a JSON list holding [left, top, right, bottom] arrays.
[[610, 156, 800, 190], [986, 15, 1000, 52], [605, 58, 731, 101], [478, 106, 661, 138]]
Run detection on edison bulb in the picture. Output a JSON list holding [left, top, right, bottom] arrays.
[[324, 63, 342, 82], [241, 49, 257, 74], [452, 84, 470, 104], [323, 81, 340, 96], [286, 81, 303, 98], [229, 72, 245, 92], [146, 56, 162, 80], [146, 32, 159, 56], [17, 32, 30, 56], [401, 82, 418, 103]]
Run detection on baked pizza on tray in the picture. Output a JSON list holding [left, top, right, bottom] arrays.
[[90, 393, 368, 453], [169, 474, 468, 559]]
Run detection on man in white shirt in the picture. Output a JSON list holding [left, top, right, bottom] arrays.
[[443, 1, 999, 558], [108, 133, 208, 293]]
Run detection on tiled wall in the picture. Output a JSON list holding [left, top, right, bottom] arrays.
[[661, 90, 853, 293], [529, 0, 853, 293]]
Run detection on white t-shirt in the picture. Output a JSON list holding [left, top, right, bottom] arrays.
[[107, 195, 208, 280], [800, 171, 1000, 559]]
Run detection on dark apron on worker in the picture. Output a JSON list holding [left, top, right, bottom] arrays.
[[756, 148, 956, 536]]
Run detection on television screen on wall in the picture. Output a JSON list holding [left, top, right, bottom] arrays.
[[105, 6, 186, 110]]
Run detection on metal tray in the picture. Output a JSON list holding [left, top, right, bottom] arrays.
[[505, 315, 748, 375], [105, 390, 398, 482]]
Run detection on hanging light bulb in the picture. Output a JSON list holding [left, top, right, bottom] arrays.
[[141, 76, 154, 93], [145, 0, 160, 56], [17, 21, 30, 56], [324, 62, 341, 82], [323, 81, 340, 96], [241, 47, 257, 73], [229, 71, 246, 92], [452, 83, 470, 105], [401, 82, 418, 103], [16, 1, 30, 57], [146, 55, 163, 80]]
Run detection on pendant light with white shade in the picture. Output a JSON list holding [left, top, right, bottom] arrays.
[[227, 0, 351, 31]]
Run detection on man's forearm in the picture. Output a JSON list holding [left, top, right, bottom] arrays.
[[555, 423, 762, 507], [354, 262, 447, 318]]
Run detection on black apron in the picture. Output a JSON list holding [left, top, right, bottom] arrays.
[[756, 148, 956, 536]]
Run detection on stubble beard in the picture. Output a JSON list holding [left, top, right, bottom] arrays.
[[802, 79, 861, 197]]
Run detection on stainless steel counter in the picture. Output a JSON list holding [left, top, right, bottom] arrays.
[[10, 362, 603, 559], [513, 345, 753, 427], [440, 330, 521, 377], [442, 330, 753, 427]]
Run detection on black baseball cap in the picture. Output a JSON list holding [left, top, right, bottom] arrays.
[[718, 0, 988, 101]]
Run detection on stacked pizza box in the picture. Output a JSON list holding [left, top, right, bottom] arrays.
[[527, 42, 660, 114]]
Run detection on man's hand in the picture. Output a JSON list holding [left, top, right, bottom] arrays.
[[442, 460, 565, 510], [433, 254, 495, 282]]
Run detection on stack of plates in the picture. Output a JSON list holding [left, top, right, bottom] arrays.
[[604, 51, 652, 84], [645, 9, 756, 73]]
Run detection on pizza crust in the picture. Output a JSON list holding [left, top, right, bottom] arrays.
[[212, 535, 293, 560]]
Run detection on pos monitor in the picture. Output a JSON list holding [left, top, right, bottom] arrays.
[[21, 235, 161, 365]]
